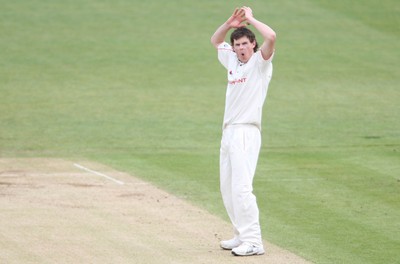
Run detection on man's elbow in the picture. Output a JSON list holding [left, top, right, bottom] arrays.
[[210, 37, 220, 49], [267, 31, 277, 44]]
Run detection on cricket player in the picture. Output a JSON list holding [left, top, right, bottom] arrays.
[[210, 6, 276, 256]]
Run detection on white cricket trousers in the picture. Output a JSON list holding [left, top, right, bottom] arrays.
[[220, 124, 263, 247]]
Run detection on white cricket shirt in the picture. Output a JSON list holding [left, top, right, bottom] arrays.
[[217, 42, 274, 130]]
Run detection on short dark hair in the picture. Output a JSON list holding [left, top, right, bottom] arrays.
[[230, 27, 258, 52]]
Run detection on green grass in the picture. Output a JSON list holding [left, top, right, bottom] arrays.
[[1, 0, 399, 263]]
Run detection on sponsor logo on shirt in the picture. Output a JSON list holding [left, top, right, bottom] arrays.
[[228, 77, 247, 85]]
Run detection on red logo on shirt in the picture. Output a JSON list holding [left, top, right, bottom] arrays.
[[229, 77, 247, 85]]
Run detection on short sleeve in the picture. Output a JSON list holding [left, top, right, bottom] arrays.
[[256, 50, 274, 64], [217, 42, 234, 69], [255, 50, 274, 75]]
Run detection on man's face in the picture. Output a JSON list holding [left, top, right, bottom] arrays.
[[233, 36, 256, 63]]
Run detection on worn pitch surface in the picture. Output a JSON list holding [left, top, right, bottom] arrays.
[[0, 158, 310, 263]]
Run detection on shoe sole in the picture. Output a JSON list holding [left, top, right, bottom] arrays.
[[232, 250, 265, 256], [221, 246, 233, 250]]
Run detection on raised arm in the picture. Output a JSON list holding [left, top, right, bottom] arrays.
[[241, 6, 276, 60], [210, 8, 247, 49]]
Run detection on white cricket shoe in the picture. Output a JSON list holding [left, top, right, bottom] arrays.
[[232, 243, 265, 256], [220, 237, 242, 250]]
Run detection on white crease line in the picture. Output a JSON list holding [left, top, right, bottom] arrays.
[[73, 163, 124, 185], [259, 178, 319, 182]]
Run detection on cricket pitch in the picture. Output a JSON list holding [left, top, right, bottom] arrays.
[[0, 158, 311, 263]]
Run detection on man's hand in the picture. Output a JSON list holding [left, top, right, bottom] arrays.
[[240, 6, 255, 23], [225, 8, 247, 28]]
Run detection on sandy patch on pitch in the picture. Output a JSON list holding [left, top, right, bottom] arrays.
[[0, 158, 311, 263]]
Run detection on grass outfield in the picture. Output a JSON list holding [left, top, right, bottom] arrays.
[[1, 0, 399, 263]]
